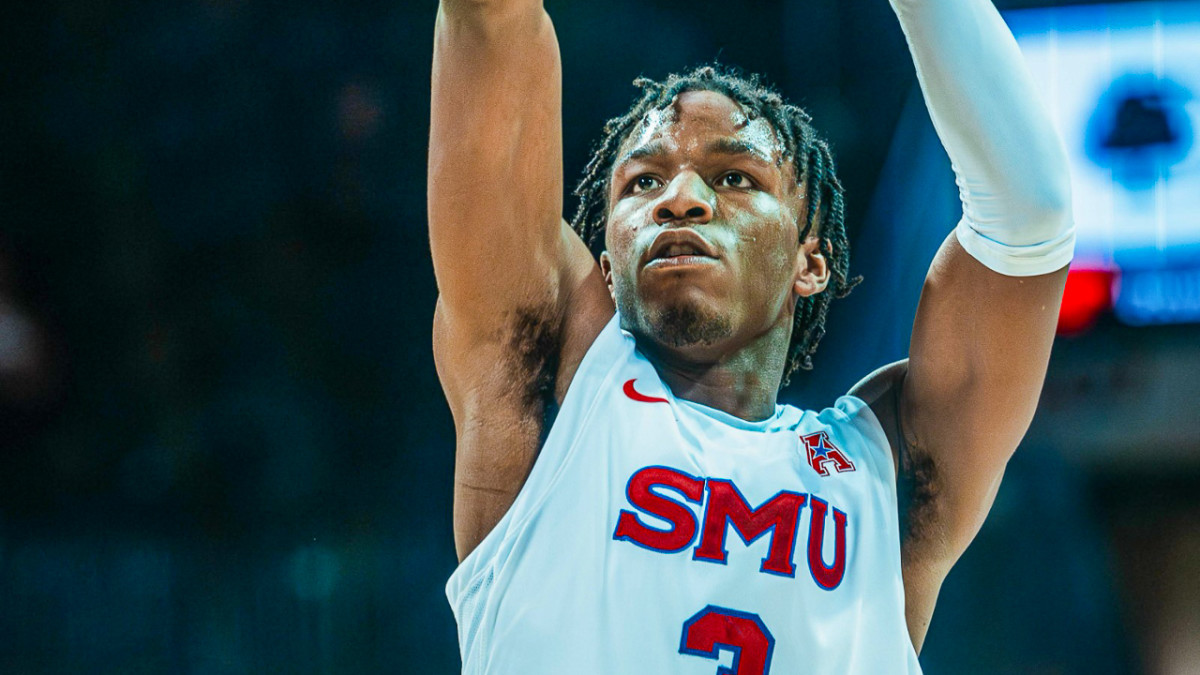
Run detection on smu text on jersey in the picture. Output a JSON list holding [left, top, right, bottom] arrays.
[[613, 465, 849, 589]]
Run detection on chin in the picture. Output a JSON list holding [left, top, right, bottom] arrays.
[[613, 276, 734, 350], [641, 299, 733, 349]]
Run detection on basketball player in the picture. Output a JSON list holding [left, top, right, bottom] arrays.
[[428, 0, 1073, 670]]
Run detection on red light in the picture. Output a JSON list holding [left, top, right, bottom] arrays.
[[1057, 268, 1116, 335]]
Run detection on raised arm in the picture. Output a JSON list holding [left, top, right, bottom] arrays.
[[429, 1, 610, 559], [429, 0, 568, 324], [855, 0, 1074, 650]]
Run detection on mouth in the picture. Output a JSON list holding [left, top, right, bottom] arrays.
[[645, 230, 719, 268], [645, 254, 719, 270]]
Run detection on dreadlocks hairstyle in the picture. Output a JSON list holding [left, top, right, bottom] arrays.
[[570, 64, 861, 387]]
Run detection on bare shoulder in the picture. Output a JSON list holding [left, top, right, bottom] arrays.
[[847, 359, 908, 473]]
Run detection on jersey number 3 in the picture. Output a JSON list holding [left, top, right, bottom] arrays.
[[680, 605, 775, 675]]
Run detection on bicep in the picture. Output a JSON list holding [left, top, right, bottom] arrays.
[[886, 234, 1064, 649], [901, 233, 1066, 559], [428, 3, 573, 323]]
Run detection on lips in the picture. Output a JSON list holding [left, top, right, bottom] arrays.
[[646, 229, 718, 264]]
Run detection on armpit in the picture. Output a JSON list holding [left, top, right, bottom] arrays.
[[898, 444, 942, 551], [506, 304, 562, 411]]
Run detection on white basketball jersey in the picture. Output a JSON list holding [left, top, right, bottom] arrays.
[[447, 314, 922, 674]]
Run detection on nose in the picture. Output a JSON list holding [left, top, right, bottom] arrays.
[[652, 172, 714, 225]]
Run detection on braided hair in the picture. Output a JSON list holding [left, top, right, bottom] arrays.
[[570, 64, 860, 386]]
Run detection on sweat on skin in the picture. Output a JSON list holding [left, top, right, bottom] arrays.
[[599, 90, 830, 422]]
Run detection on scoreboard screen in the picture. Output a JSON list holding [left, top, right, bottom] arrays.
[[1007, 1, 1200, 325]]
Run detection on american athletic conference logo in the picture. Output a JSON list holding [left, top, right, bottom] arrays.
[[799, 431, 855, 477]]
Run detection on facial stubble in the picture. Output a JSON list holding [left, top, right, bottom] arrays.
[[618, 278, 734, 349]]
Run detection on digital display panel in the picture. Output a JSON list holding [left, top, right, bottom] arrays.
[[1008, 1, 1200, 325]]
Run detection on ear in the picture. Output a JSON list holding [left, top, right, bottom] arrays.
[[599, 251, 616, 301], [792, 235, 830, 298]]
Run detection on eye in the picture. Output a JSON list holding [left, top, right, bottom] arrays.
[[718, 172, 753, 189], [628, 175, 662, 195]]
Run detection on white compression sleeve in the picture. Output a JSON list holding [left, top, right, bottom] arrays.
[[890, 0, 1075, 276]]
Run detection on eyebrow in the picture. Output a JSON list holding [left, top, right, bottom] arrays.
[[704, 137, 774, 164], [616, 137, 775, 168]]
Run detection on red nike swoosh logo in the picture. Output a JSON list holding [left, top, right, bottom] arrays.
[[623, 378, 669, 404]]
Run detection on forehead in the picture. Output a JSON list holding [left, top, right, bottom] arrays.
[[617, 90, 785, 165]]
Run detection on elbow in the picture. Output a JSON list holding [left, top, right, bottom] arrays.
[[1029, 132, 1074, 225], [978, 105, 1076, 238], [1019, 175, 1073, 239], [990, 140, 1074, 245], [1039, 141, 1073, 222], [1004, 129, 1072, 227], [1031, 175, 1073, 249]]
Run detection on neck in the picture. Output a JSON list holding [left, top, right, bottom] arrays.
[[634, 321, 790, 422]]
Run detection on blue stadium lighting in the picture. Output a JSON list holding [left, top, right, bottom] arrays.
[[1115, 267, 1200, 325]]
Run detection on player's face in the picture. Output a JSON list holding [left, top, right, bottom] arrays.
[[601, 90, 827, 355]]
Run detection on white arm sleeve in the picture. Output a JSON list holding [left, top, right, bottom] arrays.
[[891, 0, 1075, 277]]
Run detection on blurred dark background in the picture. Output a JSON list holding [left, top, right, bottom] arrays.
[[2, 0, 1197, 672]]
